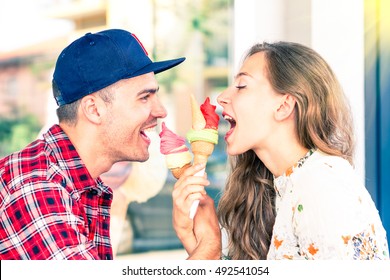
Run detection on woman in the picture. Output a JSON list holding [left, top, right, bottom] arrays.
[[172, 41, 389, 260]]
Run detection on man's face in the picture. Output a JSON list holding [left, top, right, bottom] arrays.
[[100, 72, 167, 163]]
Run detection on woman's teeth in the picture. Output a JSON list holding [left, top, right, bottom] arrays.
[[224, 115, 236, 127]]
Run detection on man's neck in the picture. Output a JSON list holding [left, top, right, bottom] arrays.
[[59, 122, 112, 179]]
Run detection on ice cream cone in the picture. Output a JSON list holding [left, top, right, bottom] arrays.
[[190, 94, 206, 130], [171, 162, 192, 179], [159, 122, 192, 179], [186, 96, 220, 219], [191, 141, 215, 165]]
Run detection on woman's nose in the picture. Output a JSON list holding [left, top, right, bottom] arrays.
[[217, 88, 230, 106]]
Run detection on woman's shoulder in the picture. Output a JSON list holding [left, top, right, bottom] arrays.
[[291, 150, 362, 192], [308, 150, 352, 170]]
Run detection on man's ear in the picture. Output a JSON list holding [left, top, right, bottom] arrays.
[[79, 94, 105, 124], [275, 94, 296, 121]]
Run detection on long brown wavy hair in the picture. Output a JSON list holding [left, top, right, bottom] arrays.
[[218, 42, 355, 259]]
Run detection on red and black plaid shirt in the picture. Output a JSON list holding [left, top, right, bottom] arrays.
[[0, 125, 113, 259]]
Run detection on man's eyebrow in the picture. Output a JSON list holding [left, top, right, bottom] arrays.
[[137, 86, 160, 96], [234, 72, 252, 79]]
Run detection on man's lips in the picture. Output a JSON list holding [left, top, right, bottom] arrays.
[[140, 131, 150, 143], [140, 123, 158, 144]]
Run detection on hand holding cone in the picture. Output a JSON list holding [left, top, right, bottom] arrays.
[[186, 94, 219, 219], [159, 95, 219, 219]]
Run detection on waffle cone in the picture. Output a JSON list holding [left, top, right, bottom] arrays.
[[171, 163, 191, 179], [190, 94, 206, 130], [191, 141, 215, 165]]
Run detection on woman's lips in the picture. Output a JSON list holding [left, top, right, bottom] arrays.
[[223, 113, 236, 141], [225, 128, 234, 141]]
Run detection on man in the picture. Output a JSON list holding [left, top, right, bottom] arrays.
[[0, 29, 185, 259]]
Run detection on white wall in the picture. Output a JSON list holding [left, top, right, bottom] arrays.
[[233, 0, 365, 180], [310, 0, 365, 179], [233, 0, 286, 73]]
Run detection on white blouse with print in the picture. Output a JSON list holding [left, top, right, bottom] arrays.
[[267, 150, 389, 260]]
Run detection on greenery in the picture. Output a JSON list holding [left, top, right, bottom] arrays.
[[0, 114, 41, 158]]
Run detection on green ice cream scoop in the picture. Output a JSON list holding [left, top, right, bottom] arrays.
[[186, 129, 218, 144]]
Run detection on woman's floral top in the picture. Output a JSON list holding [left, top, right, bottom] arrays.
[[267, 150, 389, 260]]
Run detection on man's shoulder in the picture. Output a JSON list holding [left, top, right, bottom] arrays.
[[0, 139, 51, 188]]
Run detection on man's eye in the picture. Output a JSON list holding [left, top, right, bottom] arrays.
[[235, 85, 246, 90], [141, 94, 150, 101]]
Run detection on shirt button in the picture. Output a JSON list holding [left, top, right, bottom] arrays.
[[90, 189, 98, 195]]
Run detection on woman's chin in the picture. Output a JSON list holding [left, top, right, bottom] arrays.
[[226, 145, 241, 157]]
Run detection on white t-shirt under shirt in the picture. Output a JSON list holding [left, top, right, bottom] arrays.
[[267, 149, 389, 259]]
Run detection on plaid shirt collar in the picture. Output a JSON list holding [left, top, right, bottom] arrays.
[[44, 124, 111, 197]]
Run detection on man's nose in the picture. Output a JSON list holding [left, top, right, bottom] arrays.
[[152, 98, 167, 118]]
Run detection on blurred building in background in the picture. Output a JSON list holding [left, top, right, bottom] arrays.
[[0, 0, 389, 259], [0, 0, 230, 151]]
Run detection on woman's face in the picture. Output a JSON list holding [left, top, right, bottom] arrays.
[[217, 52, 283, 156]]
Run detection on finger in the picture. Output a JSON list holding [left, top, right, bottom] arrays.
[[173, 175, 210, 193], [181, 193, 206, 215], [172, 184, 206, 200], [186, 192, 205, 205], [180, 163, 206, 178], [172, 190, 206, 218], [173, 185, 207, 207]]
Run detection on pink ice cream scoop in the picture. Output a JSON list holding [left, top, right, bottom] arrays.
[[159, 122, 192, 179]]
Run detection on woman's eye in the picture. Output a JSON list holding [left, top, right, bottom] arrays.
[[235, 85, 246, 90]]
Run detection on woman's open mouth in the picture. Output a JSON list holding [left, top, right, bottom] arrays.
[[223, 113, 236, 141]]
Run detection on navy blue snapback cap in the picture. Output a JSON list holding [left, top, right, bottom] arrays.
[[53, 29, 185, 106]]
